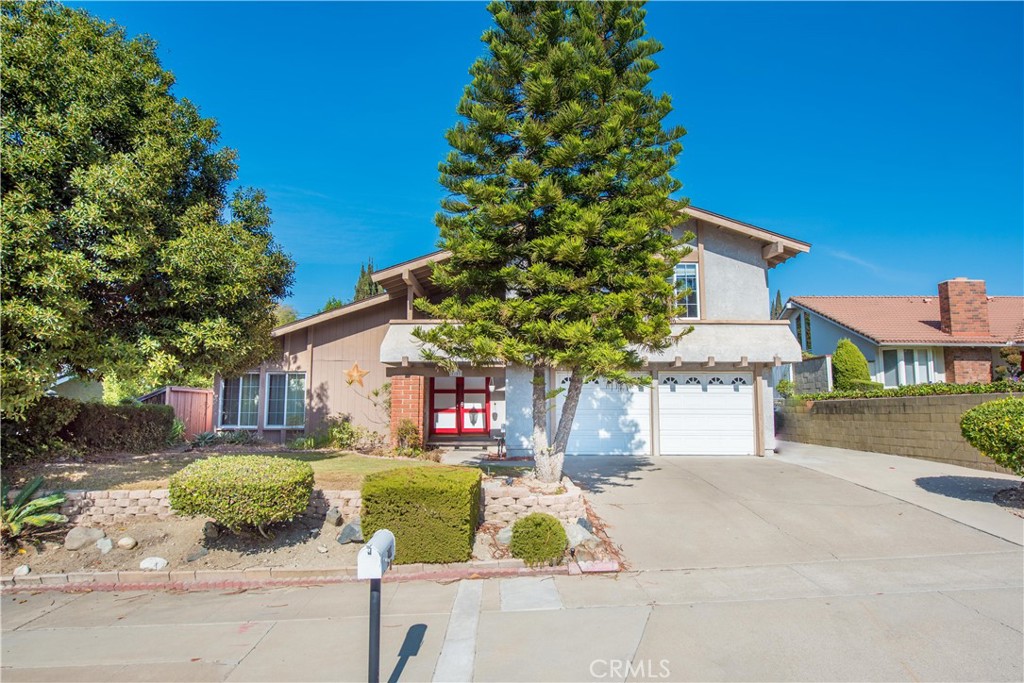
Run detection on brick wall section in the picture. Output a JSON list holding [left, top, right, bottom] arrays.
[[481, 477, 586, 526], [944, 347, 993, 384], [777, 393, 1016, 472], [939, 279, 990, 336], [390, 375, 425, 446]]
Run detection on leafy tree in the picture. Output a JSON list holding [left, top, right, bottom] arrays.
[[832, 338, 872, 390], [415, 1, 689, 481], [771, 290, 784, 319], [995, 347, 1022, 381], [0, 2, 294, 418], [274, 303, 301, 327], [353, 259, 384, 302], [321, 296, 345, 313]]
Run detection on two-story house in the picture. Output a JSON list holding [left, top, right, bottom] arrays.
[[214, 207, 810, 457]]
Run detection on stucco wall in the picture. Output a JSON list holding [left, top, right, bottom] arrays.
[[776, 393, 1015, 472], [701, 227, 770, 320], [505, 364, 536, 457]]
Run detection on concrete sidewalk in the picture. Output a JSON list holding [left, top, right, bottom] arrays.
[[3, 445, 1022, 682]]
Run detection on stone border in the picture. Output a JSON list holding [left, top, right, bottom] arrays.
[[481, 476, 586, 526], [0, 556, 621, 593]]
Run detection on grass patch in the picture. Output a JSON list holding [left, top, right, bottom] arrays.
[[3, 448, 437, 493]]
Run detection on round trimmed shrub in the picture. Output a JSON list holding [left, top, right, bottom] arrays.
[[832, 338, 872, 390], [510, 513, 568, 567], [170, 455, 314, 533], [960, 398, 1024, 476]]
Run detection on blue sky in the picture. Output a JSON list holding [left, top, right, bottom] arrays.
[[76, 1, 1024, 316]]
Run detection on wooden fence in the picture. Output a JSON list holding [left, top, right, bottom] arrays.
[[139, 386, 214, 440]]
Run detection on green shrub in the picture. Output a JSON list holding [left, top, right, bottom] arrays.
[[393, 418, 423, 457], [361, 466, 480, 564], [63, 402, 174, 452], [832, 338, 871, 390], [775, 379, 794, 397], [960, 398, 1024, 476], [798, 380, 1023, 402], [847, 379, 884, 391], [510, 513, 568, 567], [0, 396, 81, 465], [1, 476, 67, 547], [169, 455, 314, 535]]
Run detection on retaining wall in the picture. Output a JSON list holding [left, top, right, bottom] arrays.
[[58, 478, 584, 528], [776, 392, 1015, 473]]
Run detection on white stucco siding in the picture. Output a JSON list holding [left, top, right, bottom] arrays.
[[702, 227, 770, 320], [504, 364, 536, 457]]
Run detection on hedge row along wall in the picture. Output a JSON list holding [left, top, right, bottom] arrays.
[[776, 392, 1016, 473]]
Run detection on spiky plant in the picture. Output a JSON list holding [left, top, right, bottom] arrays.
[[1, 476, 67, 547]]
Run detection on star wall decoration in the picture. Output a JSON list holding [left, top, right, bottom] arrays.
[[345, 362, 370, 387]]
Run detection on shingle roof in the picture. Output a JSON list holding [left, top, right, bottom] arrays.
[[790, 296, 1024, 346]]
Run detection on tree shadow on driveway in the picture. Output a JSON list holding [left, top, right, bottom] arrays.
[[915, 475, 1021, 506], [561, 455, 662, 494]]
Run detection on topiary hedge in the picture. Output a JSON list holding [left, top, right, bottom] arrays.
[[797, 380, 1023, 402], [832, 338, 872, 390], [510, 513, 567, 567], [960, 398, 1024, 476], [361, 466, 480, 564], [169, 455, 314, 535]]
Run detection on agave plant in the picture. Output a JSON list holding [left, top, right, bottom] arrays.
[[1, 476, 68, 545]]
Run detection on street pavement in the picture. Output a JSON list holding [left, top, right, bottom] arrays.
[[3, 443, 1022, 682]]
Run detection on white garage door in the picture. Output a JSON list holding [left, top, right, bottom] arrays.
[[658, 372, 755, 455], [555, 373, 651, 455]]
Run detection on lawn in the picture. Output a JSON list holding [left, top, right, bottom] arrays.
[[4, 448, 438, 492]]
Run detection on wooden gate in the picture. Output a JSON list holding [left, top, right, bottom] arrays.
[[139, 386, 214, 440]]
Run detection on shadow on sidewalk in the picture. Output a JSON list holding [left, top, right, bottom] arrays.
[[914, 475, 1020, 505], [388, 623, 427, 683]]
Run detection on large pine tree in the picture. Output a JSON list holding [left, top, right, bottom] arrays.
[[416, 1, 689, 481]]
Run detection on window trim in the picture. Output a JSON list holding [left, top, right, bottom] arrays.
[[263, 371, 307, 429], [218, 373, 261, 430], [671, 262, 700, 320], [878, 347, 934, 388]]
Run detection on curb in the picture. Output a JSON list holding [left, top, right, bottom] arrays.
[[1, 559, 620, 594]]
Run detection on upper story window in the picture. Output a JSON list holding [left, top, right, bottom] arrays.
[[220, 374, 259, 428], [672, 263, 699, 319], [266, 372, 306, 428]]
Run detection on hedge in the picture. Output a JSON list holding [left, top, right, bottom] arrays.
[[960, 398, 1024, 476], [832, 338, 872, 390], [361, 466, 481, 564], [170, 455, 314, 533], [64, 402, 174, 453], [797, 380, 1023, 402], [1, 396, 175, 464]]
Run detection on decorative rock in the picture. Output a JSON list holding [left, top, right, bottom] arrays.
[[13, 565, 30, 577], [576, 517, 593, 533], [325, 507, 344, 526], [95, 538, 114, 554], [564, 521, 598, 549], [337, 517, 363, 544], [118, 536, 138, 550], [203, 521, 220, 540], [140, 556, 168, 571], [185, 547, 208, 563], [496, 526, 513, 545], [317, 544, 328, 554], [64, 526, 106, 551]]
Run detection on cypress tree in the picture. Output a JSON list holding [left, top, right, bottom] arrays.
[[353, 259, 383, 302], [415, 1, 689, 481]]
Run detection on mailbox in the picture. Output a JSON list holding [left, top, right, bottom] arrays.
[[357, 529, 396, 580]]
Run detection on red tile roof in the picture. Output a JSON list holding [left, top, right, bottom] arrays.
[[790, 296, 1024, 346]]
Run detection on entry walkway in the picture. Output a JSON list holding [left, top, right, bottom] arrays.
[[3, 445, 1022, 681]]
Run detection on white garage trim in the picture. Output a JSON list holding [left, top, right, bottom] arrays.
[[658, 372, 756, 455]]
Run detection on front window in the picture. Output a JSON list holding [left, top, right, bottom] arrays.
[[881, 348, 933, 387], [266, 372, 306, 428], [672, 263, 699, 318], [221, 374, 259, 427]]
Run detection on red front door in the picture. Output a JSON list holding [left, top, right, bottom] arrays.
[[430, 377, 490, 436]]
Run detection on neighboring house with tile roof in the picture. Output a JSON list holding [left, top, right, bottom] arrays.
[[783, 278, 1024, 387]]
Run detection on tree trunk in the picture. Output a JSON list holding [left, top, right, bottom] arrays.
[[531, 364, 559, 483], [552, 371, 584, 455]]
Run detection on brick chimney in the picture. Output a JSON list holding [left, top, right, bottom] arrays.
[[938, 278, 990, 337]]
